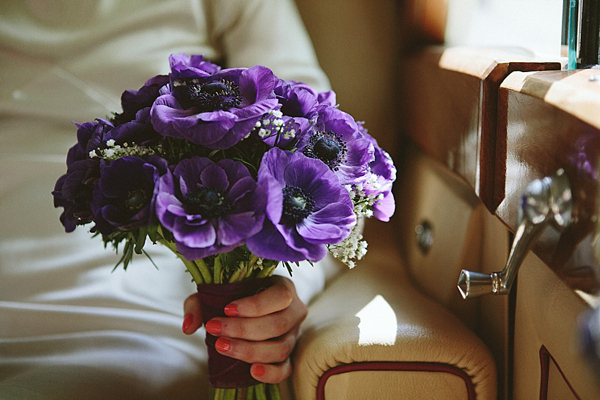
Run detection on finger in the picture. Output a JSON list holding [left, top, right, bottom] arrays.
[[214, 328, 298, 364], [182, 293, 203, 334], [224, 276, 296, 318], [210, 297, 307, 341], [251, 359, 292, 384]]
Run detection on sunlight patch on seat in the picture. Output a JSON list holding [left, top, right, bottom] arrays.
[[355, 295, 397, 346]]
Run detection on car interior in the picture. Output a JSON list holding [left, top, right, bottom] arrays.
[[291, 0, 600, 399]]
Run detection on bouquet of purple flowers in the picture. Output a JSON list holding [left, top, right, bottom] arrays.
[[52, 53, 396, 399]]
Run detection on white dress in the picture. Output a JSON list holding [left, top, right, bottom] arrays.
[[0, 1, 330, 398]]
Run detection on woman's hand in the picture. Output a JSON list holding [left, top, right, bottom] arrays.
[[182, 276, 307, 384]]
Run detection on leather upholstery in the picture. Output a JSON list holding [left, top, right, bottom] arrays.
[[292, 2, 498, 399], [292, 221, 497, 399]]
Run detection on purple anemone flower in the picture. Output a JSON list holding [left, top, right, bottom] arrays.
[[155, 157, 266, 260], [169, 53, 221, 81], [112, 75, 170, 126], [246, 148, 356, 262], [361, 128, 397, 221], [151, 60, 279, 149], [74, 119, 113, 161], [108, 108, 162, 147], [274, 80, 319, 119], [257, 80, 337, 148], [296, 106, 374, 185], [91, 156, 168, 235], [53, 158, 98, 232], [52, 120, 108, 231]]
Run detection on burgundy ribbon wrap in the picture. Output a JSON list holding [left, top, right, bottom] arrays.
[[197, 278, 271, 388]]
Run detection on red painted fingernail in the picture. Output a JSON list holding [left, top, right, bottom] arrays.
[[224, 303, 238, 317], [182, 313, 193, 333], [215, 338, 231, 353], [252, 365, 265, 377], [205, 320, 222, 335]]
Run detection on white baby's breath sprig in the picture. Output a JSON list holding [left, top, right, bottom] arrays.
[[345, 173, 384, 218], [251, 109, 297, 141], [328, 219, 368, 269], [89, 141, 163, 161]]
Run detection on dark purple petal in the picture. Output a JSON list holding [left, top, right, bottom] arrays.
[[246, 220, 310, 262], [218, 211, 264, 246], [317, 90, 336, 107], [169, 53, 221, 80], [239, 66, 276, 106], [296, 106, 374, 185], [150, 62, 278, 150], [114, 75, 169, 125], [274, 79, 318, 117], [155, 157, 266, 260], [91, 156, 167, 235], [200, 164, 229, 192], [247, 148, 355, 262]]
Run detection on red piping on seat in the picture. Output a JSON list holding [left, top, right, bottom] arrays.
[[316, 361, 476, 400], [539, 345, 581, 400]]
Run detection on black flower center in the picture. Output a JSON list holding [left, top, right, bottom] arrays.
[[124, 189, 149, 211], [281, 186, 314, 224], [175, 79, 242, 112], [303, 132, 347, 171], [313, 137, 340, 161], [184, 187, 230, 218]]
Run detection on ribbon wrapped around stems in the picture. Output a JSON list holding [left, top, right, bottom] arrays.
[[197, 278, 271, 389]]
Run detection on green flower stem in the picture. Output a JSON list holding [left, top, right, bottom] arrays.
[[208, 384, 280, 400], [195, 257, 213, 284], [228, 263, 246, 283], [236, 388, 246, 400], [256, 264, 276, 278], [268, 384, 281, 400], [213, 255, 222, 284], [255, 384, 267, 400]]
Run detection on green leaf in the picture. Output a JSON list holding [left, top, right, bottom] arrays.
[[282, 261, 293, 277], [147, 223, 159, 243], [134, 227, 147, 254], [142, 249, 159, 270]]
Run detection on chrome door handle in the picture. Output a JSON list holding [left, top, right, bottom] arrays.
[[457, 169, 573, 299]]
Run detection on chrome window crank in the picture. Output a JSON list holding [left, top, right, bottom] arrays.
[[457, 169, 573, 299]]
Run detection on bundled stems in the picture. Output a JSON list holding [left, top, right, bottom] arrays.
[[209, 385, 281, 400], [156, 226, 282, 399]]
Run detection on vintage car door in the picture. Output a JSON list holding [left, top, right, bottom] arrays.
[[400, 6, 600, 399]]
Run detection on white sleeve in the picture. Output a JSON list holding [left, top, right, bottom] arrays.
[[206, 0, 331, 91]]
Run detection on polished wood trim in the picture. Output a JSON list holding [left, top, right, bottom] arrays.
[[497, 70, 600, 294], [404, 46, 560, 211], [501, 69, 600, 130]]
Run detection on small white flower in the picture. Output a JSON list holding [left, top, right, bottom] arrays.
[[104, 148, 116, 158]]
